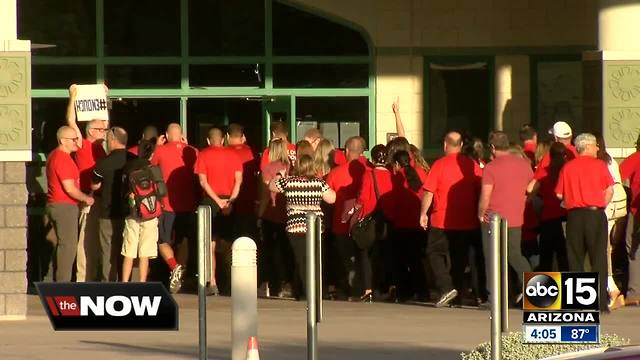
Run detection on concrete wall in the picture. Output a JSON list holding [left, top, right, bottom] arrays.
[[293, 0, 598, 148]]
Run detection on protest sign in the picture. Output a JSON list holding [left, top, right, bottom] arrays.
[[75, 84, 109, 121]]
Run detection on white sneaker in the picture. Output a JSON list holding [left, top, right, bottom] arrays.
[[169, 264, 185, 294]]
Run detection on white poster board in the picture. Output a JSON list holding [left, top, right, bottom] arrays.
[[319, 122, 339, 148], [296, 121, 317, 142], [75, 84, 109, 121], [339, 122, 360, 148]]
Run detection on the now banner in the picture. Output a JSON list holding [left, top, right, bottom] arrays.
[[35, 282, 178, 331], [74, 84, 109, 121]]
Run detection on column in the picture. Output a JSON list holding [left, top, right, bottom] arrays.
[[0, 0, 31, 320], [583, 0, 640, 159], [494, 56, 531, 140]]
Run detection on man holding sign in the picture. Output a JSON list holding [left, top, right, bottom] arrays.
[[67, 84, 109, 282]]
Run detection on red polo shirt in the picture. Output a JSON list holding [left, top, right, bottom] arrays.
[[523, 141, 537, 167], [74, 138, 106, 193], [621, 151, 640, 216], [555, 155, 614, 209], [538, 174, 567, 220], [422, 153, 482, 230], [151, 141, 198, 213], [326, 159, 367, 235], [228, 143, 258, 215], [535, 144, 578, 179], [195, 146, 242, 199], [483, 154, 533, 227], [260, 143, 297, 172], [386, 166, 429, 230], [47, 148, 80, 205], [358, 167, 393, 219]]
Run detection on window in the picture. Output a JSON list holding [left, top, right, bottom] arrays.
[[189, 0, 265, 56], [32, 99, 68, 154], [426, 60, 492, 146], [18, 0, 96, 56], [104, 0, 180, 56], [534, 60, 584, 135], [272, 1, 368, 56], [296, 97, 369, 148], [273, 64, 368, 88], [105, 66, 181, 88], [108, 98, 181, 147], [189, 64, 264, 88], [33, 65, 96, 89]]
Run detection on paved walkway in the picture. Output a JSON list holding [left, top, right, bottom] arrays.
[[1, 294, 638, 359]]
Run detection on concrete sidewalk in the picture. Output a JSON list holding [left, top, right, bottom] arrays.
[[0, 294, 638, 360]]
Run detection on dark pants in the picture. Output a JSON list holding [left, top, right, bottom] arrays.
[[481, 225, 532, 296], [99, 217, 125, 282], [426, 228, 454, 294], [626, 214, 640, 300], [46, 203, 79, 282], [260, 220, 293, 291], [288, 233, 307, 298], [538, 217, 569, 271], [438, 229, 485, 299], [391, 228, 428, 300], [334, 234, 357, 296], [566, 208, 608, 311]]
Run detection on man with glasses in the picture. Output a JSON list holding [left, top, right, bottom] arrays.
[[46, 126, 95, 282], [67, 84, 108, 282], [556, 133, 614, 312]]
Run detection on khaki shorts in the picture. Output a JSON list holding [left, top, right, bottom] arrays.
[[122, 217, 159, 259]]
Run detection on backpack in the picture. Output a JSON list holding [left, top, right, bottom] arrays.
[[128, 165, 166, 220]]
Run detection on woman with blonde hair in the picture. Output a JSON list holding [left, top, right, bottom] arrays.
[[314, 139, 335, 177]]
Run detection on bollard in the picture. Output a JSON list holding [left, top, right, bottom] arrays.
[[306, 213, 322, 360], [500, 218, 509, 333], [197, 205, 212, 360], [231, 237, 258, 360], [489, 213, 501, 360]]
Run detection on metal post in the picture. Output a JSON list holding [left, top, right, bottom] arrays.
[[231, 237, 258, 360], [315, 216, 323, 322], [489, 214, 501, 360], [197, 205, 211, 360], [500, 218, 509, 333], [306, 213, 318, 360]]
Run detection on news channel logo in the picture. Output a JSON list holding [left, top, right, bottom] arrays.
[[523, 272, 599, 311]]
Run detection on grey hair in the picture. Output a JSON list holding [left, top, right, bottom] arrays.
[[574, 133, 596, 154]]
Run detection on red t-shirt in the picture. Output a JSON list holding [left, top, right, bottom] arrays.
[[47, 148, 80, 205], [535, 144, 578, 179], [228, 144, 258, 215], [483, 154, 533, 227], [128, 145, 139, 156], [195, 146, 243, 199], [538, 173, 567, 221], [260, 143, 297, 172], [386, 166, 429, 229], [326, 160, 367, 235], [151, 141, 198, 213], [358, 167, 393, 219], [74, 138, 106, 193], [556, 156, 614, 209], [422, 153, 482, 230], [523, 141, 537, 167], [620, 151, 640, 216], [261, 161, 288, 224]]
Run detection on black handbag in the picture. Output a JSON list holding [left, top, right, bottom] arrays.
[[351, 170, 387, 250]]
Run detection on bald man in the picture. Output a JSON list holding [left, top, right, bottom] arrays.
[[420, 131, 484, 307], [151, 123, 199, 293], [46, 126, 95, 282], [67, 84, 108, 282], [196, 127, 243, 295]]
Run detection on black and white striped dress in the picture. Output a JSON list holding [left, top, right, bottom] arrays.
[[275, 175, 329, 234]]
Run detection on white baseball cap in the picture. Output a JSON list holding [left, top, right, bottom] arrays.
[[549, 121, 572, 138]]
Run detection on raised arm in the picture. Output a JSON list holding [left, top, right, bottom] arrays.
[[392, 97, 406, 139], [66, 84, 83, 147]]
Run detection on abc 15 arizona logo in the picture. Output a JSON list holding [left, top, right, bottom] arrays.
[[523, 272, 599, 310]]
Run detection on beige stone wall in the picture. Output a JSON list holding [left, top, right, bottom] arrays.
[[293, 0, 597, 148]]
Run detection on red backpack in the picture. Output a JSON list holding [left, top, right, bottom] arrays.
[[128, 165, 166, 220]]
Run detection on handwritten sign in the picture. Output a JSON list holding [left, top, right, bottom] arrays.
[[75, 84, 109, 121]]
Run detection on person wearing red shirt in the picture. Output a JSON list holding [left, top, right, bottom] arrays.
[[151, 123, 198, 293], [535, 121, 578, 179], [260, 121, 297, 172], [66, 84, 107, 282], [620, 135, 640, 305], [356, 145, 393, 300], [387, 150, 429, 302], [420, 131, 483, 307], [555, 133, 613, 312], [46, 126, 94, 282], [128, 125, 158, 156], [326, 137, 367, 299], [479, 131, 533, 303], [520, 124, 537, 167], [226, 124, 258, 239], [196, 127, 243, 296], [527, 142, 569, 271]]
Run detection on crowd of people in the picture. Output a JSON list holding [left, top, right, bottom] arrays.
[[45, 85, 640, 312]]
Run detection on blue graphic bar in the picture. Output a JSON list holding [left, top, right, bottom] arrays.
[[560, 325, 599, 343]]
